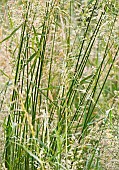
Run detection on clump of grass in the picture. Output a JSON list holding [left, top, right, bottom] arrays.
[[0, 0, 119, 169]]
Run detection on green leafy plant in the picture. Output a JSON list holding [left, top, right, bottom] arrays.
[[0, 0, 118, 169]]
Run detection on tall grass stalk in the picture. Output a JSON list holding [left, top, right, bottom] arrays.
[[1, 0, 118, 169]]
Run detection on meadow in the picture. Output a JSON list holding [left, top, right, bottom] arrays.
[[0, 0, 119, 169]]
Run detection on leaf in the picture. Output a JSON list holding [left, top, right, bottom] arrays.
[[0, 23, 23, 43], [15, 143, 44, 169], [80, 75, 93, 84], [0, 69, 11, 79]]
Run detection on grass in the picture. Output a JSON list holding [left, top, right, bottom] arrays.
[[0, 0, 119, 169]]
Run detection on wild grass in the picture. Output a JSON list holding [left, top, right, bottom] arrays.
[[0, 0, 119, 169]]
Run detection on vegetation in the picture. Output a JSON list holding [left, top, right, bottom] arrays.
[[0, 0, 119, 169]]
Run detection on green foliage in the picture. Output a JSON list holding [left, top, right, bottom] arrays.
[[0, 0, 119, 169]]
